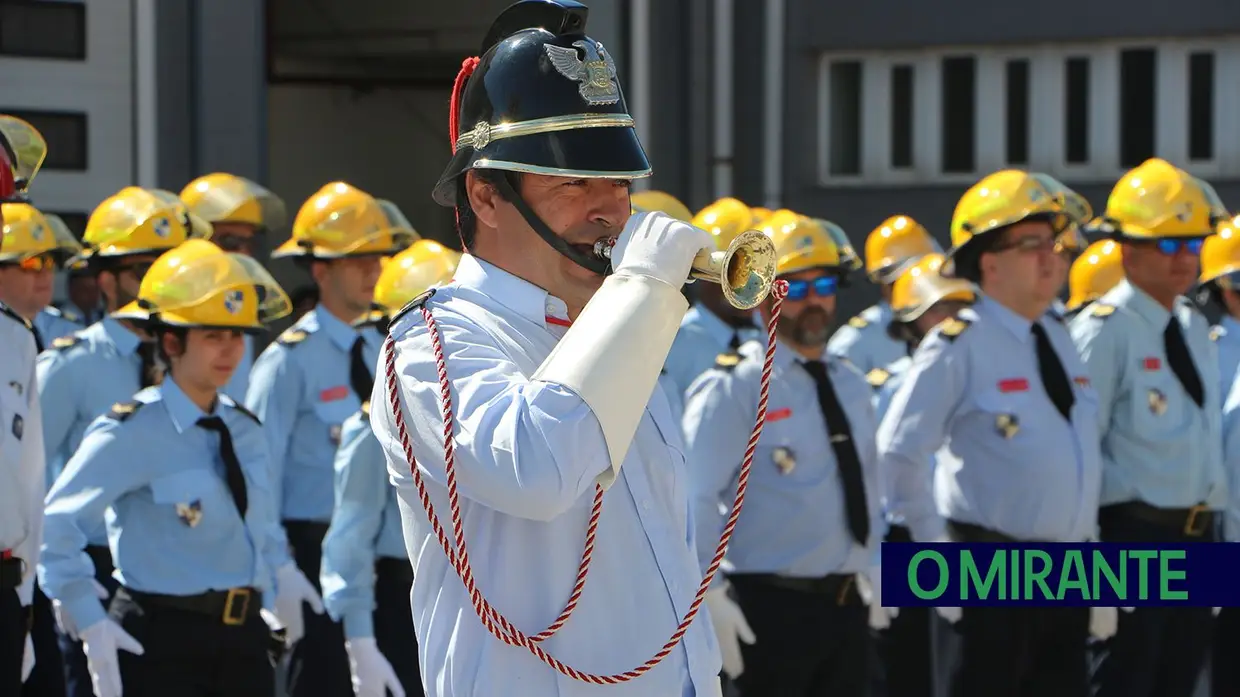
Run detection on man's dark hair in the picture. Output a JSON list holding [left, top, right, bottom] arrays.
[[455, 169, 520, 252]]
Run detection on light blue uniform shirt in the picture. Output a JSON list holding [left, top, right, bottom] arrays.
[[371, 254, 721, 697], [878, 297, 1104, 543], [221, 334, 255, 402], [37, 318, 146, 525], [33, 306, 84, 347], [684, 340, 881, 580], [1211, 315, 1240, 402], [1070, 280, 1227, 510], [664, 304, 762, 400], [828, 302, 907, 375], [872, 354, 916, 528], [320, 406, 407, 640], [245, 306, 381, 522], [38, 379, 290, 631], [1220, 376, 1240, 541]]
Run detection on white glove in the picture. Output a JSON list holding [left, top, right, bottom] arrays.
[[21, 633, 34, 683], [857, 568, 899, 630], [610, 211, 714, 289], [274, 563, 324, 645], [345, 637, 406, 697], [531, 213, 704, 482], [934, 606, 963, 624], [1090, 606, 1118, 640], [54, 579, 110, 641], [1214, 607, 1222, 617], [80, 618, 145, 697], [705, 586, 756, 680]]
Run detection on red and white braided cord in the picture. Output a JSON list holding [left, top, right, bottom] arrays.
[[383, 279, 789, 684]]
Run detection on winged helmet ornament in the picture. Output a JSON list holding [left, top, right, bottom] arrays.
[[544, 40, 621, 106]]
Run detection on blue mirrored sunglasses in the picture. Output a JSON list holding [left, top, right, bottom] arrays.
[[1155, 238, 1205, 256], [784, 275, 839, 301]]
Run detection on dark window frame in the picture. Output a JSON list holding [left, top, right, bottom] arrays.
[[0, 0, 86, 61], [890, 64, 914, 169], [827, 60, 863, 176], [0, 109, 89, 171], [941, 55, 976, 174]]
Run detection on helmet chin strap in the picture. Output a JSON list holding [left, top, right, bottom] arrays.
[[494, 173, 611, 276]]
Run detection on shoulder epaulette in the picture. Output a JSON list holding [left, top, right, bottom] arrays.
[[1090, 303, 1116, 319], [360, 400, 371, 419], [0, 302, 32, 333], [848, 316, 868, 329], [390, 288, 437, 326], [229, 402, 262, 426], [713, 350, 741, 372], [937, 316, 973, 341], [865, 368, 890, 388], [107, 401, 144, 422], [277, 328, 310, 346], [51, 334, 85, 351], [1211, 326, 1224, 342]]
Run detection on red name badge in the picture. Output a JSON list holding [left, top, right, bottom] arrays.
[[1073, 376, 1091, 388], [1143, 357, 1161, 371], [319, 385, 350, 402], [765, 407, 792, 423], [545, 314, 571, 327], [998, 378, 1030, 393]]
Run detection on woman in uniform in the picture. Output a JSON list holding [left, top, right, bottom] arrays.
[[38, 239, 321, 697]]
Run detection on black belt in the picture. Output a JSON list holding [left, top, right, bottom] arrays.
[[1102, 502, 1215, 538], [948, 520, 1019, 543], [733, 573, 858, 605], [119, 586, 262, 626], [0, 550, 21, 591]]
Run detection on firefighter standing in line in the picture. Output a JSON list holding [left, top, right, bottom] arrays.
[[867, 253, 977, 697], [321, 239, 461, 697], [1069, 158, 1229, 697], [0, 204, 86, 350], [1, 203, 83, 697], [39, 239, 319, 697], [877, 170, 1110, 697], [179, 173, 288, 400], [663, 196, 764, 398], [36, 186, 210, 697], [1065, 239, 1125, 321], [1197, 216, 1240, 397], [0, 114, 48, 694], [829, 215, 941, 374], [684, 212, 886, 696], [245, 182, 413, 697]]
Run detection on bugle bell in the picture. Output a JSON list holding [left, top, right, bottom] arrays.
[[593, 227, 778, 310]]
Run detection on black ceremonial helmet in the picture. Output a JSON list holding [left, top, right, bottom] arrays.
[[433, 0, 652, 275]]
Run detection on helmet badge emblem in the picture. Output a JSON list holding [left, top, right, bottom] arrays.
[[545, 40, 621, 106], [223, 289, 244, 315]]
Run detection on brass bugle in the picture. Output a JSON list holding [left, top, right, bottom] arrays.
[[593, 227, 778, 310]]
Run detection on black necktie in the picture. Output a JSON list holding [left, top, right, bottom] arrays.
[[1164, 318, 1204, 408], [349, 335, 375, 404], [137, 341, 161, 388], [196, 416, 248, 518], [728, 330, 742, 350], [800, 360, 870, 546], [1030, 322, 1075, 422], [32, 325, 44, 353]]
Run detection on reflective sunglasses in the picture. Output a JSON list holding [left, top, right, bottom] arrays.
[[1153, 238, 1205, 256], [17, 253, 57, 272], [783, 274, 839, 301]]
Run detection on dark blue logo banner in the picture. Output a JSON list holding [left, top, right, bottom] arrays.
[[880, 542, 1240, 607]]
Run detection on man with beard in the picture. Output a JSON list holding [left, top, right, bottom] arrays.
[[877, 170, 1108, 697], [1070, 159, 1229, 697], [683, 211, 883, 697], [663, 197, 766, 398], [867, 253, 976, 697], [36, 187, 210, 697], [368, 2, 731, 695]]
